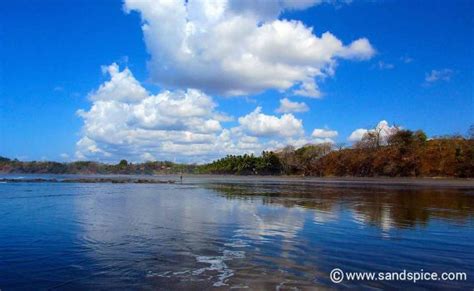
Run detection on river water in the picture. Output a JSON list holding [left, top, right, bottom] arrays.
[[0, 175, 473, 289]]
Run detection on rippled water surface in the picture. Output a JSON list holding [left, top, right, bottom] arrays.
[[0, 175, 473, 289]]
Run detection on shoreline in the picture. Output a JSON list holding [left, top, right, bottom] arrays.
[[1, 173, 473, 188], [182, 174, 474, 188]]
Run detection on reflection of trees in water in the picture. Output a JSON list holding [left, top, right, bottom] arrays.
[[207, 183, 474, 229], [350, 189, 474, 229]]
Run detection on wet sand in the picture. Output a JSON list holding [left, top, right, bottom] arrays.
[[2, 174, 472, 189], [180, 175, 474, 189]]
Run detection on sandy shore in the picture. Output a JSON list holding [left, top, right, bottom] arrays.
[[179, 174, 474, 189], [1, 174, 473, 189]]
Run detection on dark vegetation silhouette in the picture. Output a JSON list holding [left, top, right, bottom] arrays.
[[0, 158, 195, 175]]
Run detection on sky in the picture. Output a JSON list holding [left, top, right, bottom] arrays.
[[1, 0, 473, 163]]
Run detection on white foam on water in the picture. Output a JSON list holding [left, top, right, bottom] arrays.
[[194, 251, 240, 286], [146, 271, 156, 278], [147, 269, 193, 279], [148, 235, 247, 286], [193, 256, 228, 276], [147, 270, 182, 278], [195, 249, 246, 286], [276, 280, 297, 291], [223, 250, 245, 259], [172, 270, 190, 276]]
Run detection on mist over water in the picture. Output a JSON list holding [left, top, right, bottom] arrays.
[[0, 176, 473, 289]]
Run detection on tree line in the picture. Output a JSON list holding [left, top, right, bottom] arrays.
[[0, 158, 197, 175], [1, 126, 473, 177], [198, 126, 473, 177]]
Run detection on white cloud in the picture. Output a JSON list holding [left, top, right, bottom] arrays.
[[76, 64, 227, 162], [76, 64, 312, 162], [309, 128, 338, 144], [293, 80, 322, 98], [276, 98, 309, 113], [141, 152, 155, 162], [285, 134, 336, 148], [75, 1, 379, 162], [313, 137, 336, 144], [124, 0, 375, 97], [92, 63, 148, 103], [76, 136, 111, 159], [425, 69, 453, 83], [348, 120, 398, 143], [312, 128, 338, 138], [238, 107, 304, 138], [348, 128, 368, 142]]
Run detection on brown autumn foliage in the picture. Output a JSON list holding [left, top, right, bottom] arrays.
[[200, 128, 473, 177], [305, 131, 474, 178]]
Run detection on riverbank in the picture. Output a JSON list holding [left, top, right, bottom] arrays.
[[1, 174, 473, 189], [0, 177, 176, 184], [183, 174, 474, 189]]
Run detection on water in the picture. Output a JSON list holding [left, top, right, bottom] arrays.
[[0, 175, 473, 289]]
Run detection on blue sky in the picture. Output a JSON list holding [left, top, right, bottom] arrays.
[[1, 0, 473, 162]]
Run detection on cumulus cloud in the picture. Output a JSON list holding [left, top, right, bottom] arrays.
[[284, 127, 339, 147], [276, 98, 309, 113], [76, 64, 227, 161], [425, 68, 453, 83], [124, 0, 375, 97], [348, 128, 368, 142], [313, 137, 336, 144], [310, 128, 338, 144], [238, 107, 304, 137], [75, 1, 378, 162], [91, 64, 149, 103], [312, 128, 338, 138], [348, 120, 398, 143], [76, 64, 314, 162]]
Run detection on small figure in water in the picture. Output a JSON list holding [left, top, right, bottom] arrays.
[[180, 174, 183, 183]]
